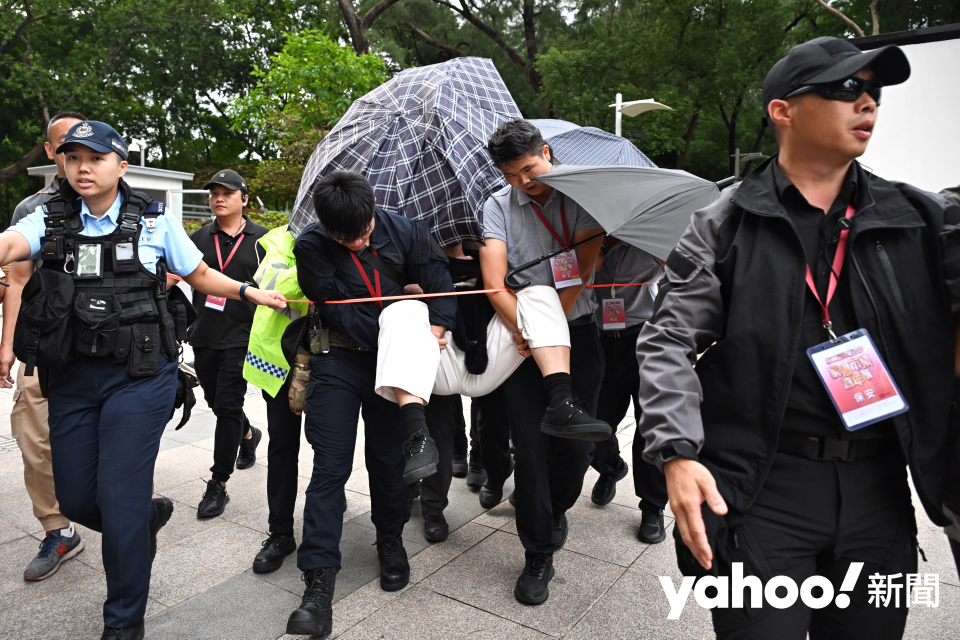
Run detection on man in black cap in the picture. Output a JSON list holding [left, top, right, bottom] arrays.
[[637, 36, 960, 638], [189, 169, 269, 518]]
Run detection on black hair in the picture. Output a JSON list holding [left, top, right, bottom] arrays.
[[46, 111, 88, 143], [313, 170, 376, 242], [487, 119, 545, 166]]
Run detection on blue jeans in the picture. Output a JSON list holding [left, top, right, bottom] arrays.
[[297, 348, 408, 571], [47, 356, 177, 628]]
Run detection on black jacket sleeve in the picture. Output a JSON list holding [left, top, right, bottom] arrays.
[[412, 225, 457, 331]]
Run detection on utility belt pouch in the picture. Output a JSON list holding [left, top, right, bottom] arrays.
[[113, 325, 132, 360], [13, 269, 76, 375], [73, 293, 121, 356], [288, 351, 311, 415], [159, 309, 178, 361], [166, 286, 198, 342], [127, 323, 161, 377]]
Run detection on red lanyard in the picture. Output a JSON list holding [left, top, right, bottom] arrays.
[[804, 204, 855, 339], [214, 233, 245, 272], [350, 250, 382, 310], [529, 197, 572, 250]]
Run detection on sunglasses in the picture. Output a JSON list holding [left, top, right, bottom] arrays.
[[784, 76, 883, 106]]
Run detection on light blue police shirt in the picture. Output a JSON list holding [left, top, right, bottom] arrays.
[[10, 192, 204, 277]]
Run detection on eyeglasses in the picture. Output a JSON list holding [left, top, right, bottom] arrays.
[[784, 77, 883, 106]]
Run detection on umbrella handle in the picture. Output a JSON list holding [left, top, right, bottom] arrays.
[[503, 231, 607, 292]]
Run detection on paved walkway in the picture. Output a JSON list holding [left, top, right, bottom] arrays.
[[0, 368, 958, 638]]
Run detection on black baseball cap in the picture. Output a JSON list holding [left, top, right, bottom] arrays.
[[204, 169, 248, 194], [763, 37, 910, 115], [55, 121, 129, 160]]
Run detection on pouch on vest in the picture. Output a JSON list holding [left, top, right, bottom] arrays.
[[112, 237, 140, 272], [127, 323, 161, 377], [13, 270, 76, 375], [73, 292, 122, 356]]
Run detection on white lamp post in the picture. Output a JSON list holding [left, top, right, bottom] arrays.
[[609, 95, 674, 137]]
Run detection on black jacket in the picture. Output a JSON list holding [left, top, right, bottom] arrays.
[[636, 158, 960, 525]]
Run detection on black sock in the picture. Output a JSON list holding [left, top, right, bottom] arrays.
[[543, 372, 573, 407], [400, 402, 428, 437]]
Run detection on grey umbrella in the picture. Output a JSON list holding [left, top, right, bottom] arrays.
[[533, 164, 719, 261]]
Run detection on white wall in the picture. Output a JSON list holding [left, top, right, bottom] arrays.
[[860, 38, 960, 193]]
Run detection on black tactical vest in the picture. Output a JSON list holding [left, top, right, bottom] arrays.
[[13, 178, 186, 378]]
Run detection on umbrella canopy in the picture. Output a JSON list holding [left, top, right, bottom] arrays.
[[529, 119, 656, 168], [288, 57, 521, 246], [534, 165, 719, 261]]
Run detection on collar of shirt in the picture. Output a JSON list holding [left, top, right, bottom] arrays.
[[209, 214, 258, 238], [772, 161, 859, 216], [515, 183, 560, 209], [77, 191, 123, 234]]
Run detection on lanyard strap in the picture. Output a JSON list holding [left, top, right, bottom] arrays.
[[350, 249, 382, 310], [214, 233, 245, 272], [529, 197, 572, 250], [804, 204, 855, 340]]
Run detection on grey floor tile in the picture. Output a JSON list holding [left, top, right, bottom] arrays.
[[916, 524, 960, 587], [0, 489, 44, 535], [408, 522, 494, 584], [471, 500, 517, 531], [0, 455, 26, 496], [631, 521, 682, 579], [161, 409, 217, 446], [559, 498, 652, 567], [0, 517, 26, 545], [0, 536, 100, 614], [232, 485, 370, 538], [903, 581, 960, 639], [158, 436, 187, 452], [153, 496, 228, 552], [153, 443, 220, 492], [145, 572, 299, 640], [423, 530, 625, 637], [160, 464, 271, 522], [339, 586, 551, 640]]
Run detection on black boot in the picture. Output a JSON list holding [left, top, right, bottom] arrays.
[[376, 528, 410, 591], [253, 533, 297, 574], [637, 507, 667, 544], [514, 554, 555, 605], [465, 450, 487, 489], [149, 497, 174, 561], [402, 428, 439, 484], [423, 513, 449, 543], [101, 620, 144, 640], [451, 453, 468, 478], [591, 459, 629, 506], [541, 399, 612, 441], [197, 479, 229, 518], [286, 567, 339, 637]]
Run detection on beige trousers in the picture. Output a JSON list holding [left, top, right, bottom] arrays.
[[10, 362, 68, 531]]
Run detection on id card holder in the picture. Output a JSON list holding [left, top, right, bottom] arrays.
[[602, 298, 626, 330], [550, 250, 582, 289], [205, 295, 226, 312], [806, 328, 908, 431], [76, 243, 103, 278]]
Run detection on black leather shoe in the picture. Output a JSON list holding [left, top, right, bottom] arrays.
[[286, 567, 339, 637], [423, 513, 449, 543], [149, 497, 174, 561], [376, 529, 410, 591], [540, 399, 612, 441], [638, 507, 667, 544], [465, 455, 487, 489], [197, 479, 229, 518], [101, 620, 144, 640], [451, 453, 468, 478], [479, 479, 504, 510], [591, 460, 629, 506], [551, 512, 568, 550], [403, 428, 439, 484], [253, 533, 297, 574], [236, 425, 262, 470], [514, 554, 554, 605]]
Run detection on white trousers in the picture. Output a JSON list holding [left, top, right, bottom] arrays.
[[374, 285, 570, 402]]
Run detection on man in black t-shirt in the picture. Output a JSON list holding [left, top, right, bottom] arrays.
[[188, 170, 269, 518]]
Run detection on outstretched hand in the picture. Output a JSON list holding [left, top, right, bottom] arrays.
[[663, 457, 728, 570], [246, 288, 288, 310]]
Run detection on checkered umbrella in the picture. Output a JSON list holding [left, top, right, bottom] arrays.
[[289, 57, 522, 246], [529, 119, 657, 168]]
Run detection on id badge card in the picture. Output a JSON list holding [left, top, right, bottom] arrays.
[[205, 295, 227, 312], [76, 244, 102, 277], [806, 328, 909, 431], [602, 298, 626, 330], [550, 250, 582, 289]]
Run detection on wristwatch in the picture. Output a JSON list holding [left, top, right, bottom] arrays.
[[239, 281, 257, 302]]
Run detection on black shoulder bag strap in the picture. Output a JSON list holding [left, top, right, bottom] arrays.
[[355, 245, 408, 287]]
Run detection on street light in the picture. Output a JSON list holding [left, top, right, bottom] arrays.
[[609, 94, 674, 137], [731, 148, 769, 181]]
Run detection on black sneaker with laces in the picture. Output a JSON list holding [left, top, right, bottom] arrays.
[[286, 566, 339, 637], [540, 399, 612, 441], [253, 532, 297, 573], [197, 479, 229, 518], [479, 459, 514, 509], [591, 459, 629, 506], [149, 497, 174, 561], [376, 528, 410, 591], [101, 619, 144, 640], [637, 507, 667, 544], [236, 424, 262, 470], [514, 553, 555, 605], [551, 512, 568, 550], [402, 428, 439, 484], [423, 513, 449, 543]]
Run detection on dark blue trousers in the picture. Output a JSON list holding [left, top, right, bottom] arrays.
[[47, 356, 177, 628], [298, 348, 408, 571]]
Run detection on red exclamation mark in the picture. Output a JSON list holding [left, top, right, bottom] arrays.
[[835, 562, 864, 608]]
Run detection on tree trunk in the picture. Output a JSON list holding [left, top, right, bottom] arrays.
[[676, 109, 700, 170], [338, 0, 369, 54], [0, 142, 45, 182]]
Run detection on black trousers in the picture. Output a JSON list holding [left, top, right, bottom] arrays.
[[591, 329, 668, 510], [194, 346, 251, 483], [677, 449, 916, 640], [298, 348, 408, 570], [420, 394, 462, 516], [504, 322, 603, 556], [263, 377, 302, 535], [475, 386, 512, 483]]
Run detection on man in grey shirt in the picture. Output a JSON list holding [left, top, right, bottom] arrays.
[[480, 119, 607, 606]]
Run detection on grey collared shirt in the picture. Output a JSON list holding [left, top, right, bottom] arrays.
[[592, 241, 663, 330], [483, 183, 603, 321]]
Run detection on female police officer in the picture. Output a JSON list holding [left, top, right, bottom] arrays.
[[0, 121, 286, 640]]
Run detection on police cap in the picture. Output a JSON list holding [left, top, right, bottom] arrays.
[[56, 121, 129, 160]]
